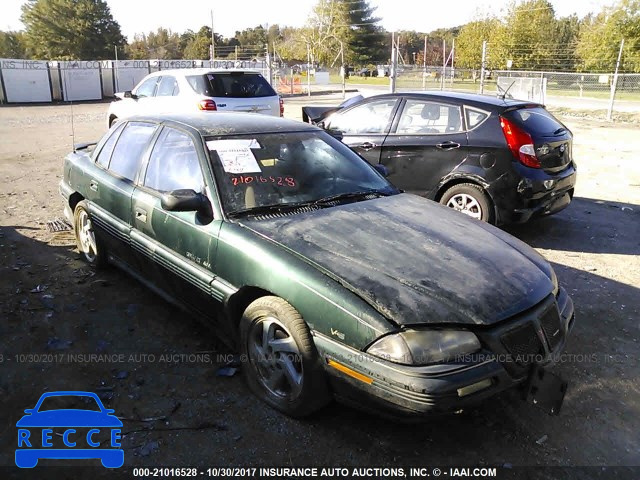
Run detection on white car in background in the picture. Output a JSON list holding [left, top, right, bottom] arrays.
[[107, 69, 283, 127]]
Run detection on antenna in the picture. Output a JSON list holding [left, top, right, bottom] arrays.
[[61, 61, 77, 151], [497, 80, 516, 100]]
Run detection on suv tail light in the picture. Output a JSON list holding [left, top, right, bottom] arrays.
[[197, 99, 217, 111], [279, 97, 284, 117], [500, 115, 540, 168]]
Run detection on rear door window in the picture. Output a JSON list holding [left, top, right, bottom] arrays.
[[96, 122, 125, 168], [503, 107, 565, 136], [135, 77, 159, 98], [108, 122, 157, 181], [396, 99, 463, 134], [156, 76, 179, 97], [197, 73, 276, 98]]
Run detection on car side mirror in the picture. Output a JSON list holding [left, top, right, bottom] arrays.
[[104, 409, 115, 414], [373, 164, 389, 177], [24, 409, 34, 414], [161, 189, 207, 212], [316, 121, 326, 129]]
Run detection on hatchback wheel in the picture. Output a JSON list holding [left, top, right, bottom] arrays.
[[440, 183, 493, 223], [240, 296, 330, 417], [74, 201, 107, 268]]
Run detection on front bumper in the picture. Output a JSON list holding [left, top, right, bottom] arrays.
[[314, 289, 574, 418]]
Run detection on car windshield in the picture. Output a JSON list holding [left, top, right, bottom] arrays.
[[37, 395, 102, 412], [206, 131, 397, 216]]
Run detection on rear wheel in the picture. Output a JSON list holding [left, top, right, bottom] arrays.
[[74, 201, 107, 268], [440, 183, 493, 223], [240, 296, 330, 417]]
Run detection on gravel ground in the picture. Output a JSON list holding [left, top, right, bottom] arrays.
[[0, 98, 638, 477]]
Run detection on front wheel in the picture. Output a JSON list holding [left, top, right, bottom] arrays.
[[74, 200, 107, 268], [240, 296, 330, 417], [440, 183, 493, 223]]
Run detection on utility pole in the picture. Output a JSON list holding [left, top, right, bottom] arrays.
[[390, 32, 399, 93], [210, 10, 215, 61], [480, 40, 487, 95], [422, 36, 427, 90], [607, 38, 624, 122], [441, 39, 446, 91], [451, 38, 455, 88], [114, 45, 119, 93]]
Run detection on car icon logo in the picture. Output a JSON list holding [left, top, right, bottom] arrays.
[[15, 391, 124, 468]]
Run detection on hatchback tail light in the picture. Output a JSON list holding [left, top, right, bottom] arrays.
[[500, 116, 540, 168], [279, 97, 284, 117], [197, 99, 217, 111]]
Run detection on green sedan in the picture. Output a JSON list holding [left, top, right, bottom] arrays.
[[60, 112, 575, 418]]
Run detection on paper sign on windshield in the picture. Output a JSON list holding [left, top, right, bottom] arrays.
[[216, 147, 262, 174]]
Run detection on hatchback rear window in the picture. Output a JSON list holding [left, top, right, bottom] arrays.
[[503, 107, 565, 136], [186, 73, 276, 98]]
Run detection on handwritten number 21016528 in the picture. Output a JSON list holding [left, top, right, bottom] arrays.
[[231, 175, 296, 187]]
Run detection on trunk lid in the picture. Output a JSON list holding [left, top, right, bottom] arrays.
[[503, 106, 572, 173]]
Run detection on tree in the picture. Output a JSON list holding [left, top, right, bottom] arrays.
[[182, 27, 227, 59], [493, 0, 561, 70], [0, 31, 28, 59], [21, 0, 125, 60], [340, 0, 387, 64], [576, 0, 640, 72], [126, 28, 182, 59], [555, 15, 582, 71], [455, 18, 502, 69], [300, 0, 349, 66]]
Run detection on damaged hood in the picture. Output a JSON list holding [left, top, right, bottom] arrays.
[[243, 194, 553, 326]]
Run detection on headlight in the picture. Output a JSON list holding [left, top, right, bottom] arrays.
[[550, 267, 559, 296], [366, 329, 481, 365]]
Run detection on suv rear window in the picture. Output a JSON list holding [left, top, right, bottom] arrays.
[[503, 107, 565, 136], [186, 72, 276, 98]]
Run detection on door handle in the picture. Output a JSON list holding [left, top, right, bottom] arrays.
[[135, 208, 147, 223], [436, 141, 461, 150], [89, 180, 98, 191], [359, 142, 377, 151]]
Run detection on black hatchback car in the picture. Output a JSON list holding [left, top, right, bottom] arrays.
[[303, 92, 577, 224]]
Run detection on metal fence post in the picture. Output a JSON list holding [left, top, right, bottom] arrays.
[[607, 38, 624, 122], [480, 40, 487, 95]]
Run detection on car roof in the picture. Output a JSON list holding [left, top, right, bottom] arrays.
[[369, 91, 540, 109], [148, 68, 265, 77], [125, 112, 320, 136]]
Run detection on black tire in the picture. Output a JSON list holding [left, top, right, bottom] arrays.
[[240, 296, 330, 417], [440, 183, 493, 223], [73, 200, 108, 268]]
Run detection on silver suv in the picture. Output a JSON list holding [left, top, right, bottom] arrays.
[[107, 69, 282, 127]]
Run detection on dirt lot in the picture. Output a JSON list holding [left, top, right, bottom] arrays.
[[0, 97, 639, 476]]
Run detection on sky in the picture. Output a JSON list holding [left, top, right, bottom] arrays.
[[2, 0, 615, 40]]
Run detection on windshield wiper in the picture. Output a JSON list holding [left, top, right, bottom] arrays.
[[313, 190, 390, 205], [227, 202, 316, 218], [227, 190, 391, 217]]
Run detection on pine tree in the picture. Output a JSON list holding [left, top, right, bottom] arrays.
[[340, 0, 386, 64]]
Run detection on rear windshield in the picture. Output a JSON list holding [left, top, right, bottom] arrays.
[[503, 107, 566, 136], [186, 72, 276, 98]]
